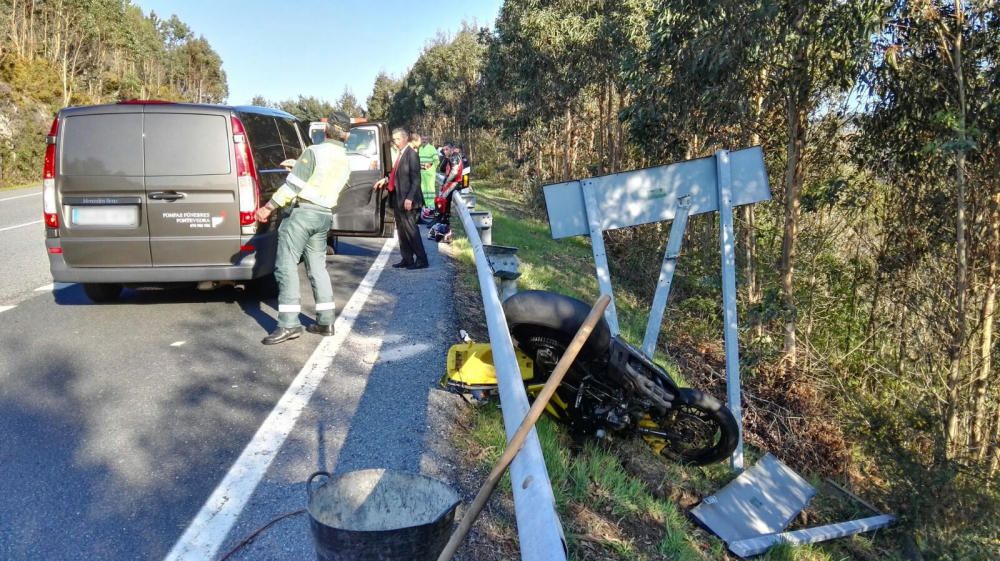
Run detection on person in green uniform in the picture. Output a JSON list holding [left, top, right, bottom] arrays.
[[254, 112, 352, 345], [412, 132, 439, 210]]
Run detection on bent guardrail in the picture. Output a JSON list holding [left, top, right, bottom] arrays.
[[451, 191, 568, 561]]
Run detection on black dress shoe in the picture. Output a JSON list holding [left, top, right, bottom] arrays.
[[261, 326, 303, 345], [392, 260, 414, 268], [307, 323, 335, 336], [406, 261, 430, 270]]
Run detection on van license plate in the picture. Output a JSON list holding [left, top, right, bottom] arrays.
[[71, 206, 139, 227]]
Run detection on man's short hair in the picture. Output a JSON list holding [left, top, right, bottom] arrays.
[[391, 127, 408, 141]]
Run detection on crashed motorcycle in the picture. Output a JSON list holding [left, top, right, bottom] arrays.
[[503, 290, 739, 466]]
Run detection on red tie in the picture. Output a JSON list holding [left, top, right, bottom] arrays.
[[388, 147, 407, 192]]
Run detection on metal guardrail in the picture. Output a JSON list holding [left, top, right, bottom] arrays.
[[451, 191, 568, 561]]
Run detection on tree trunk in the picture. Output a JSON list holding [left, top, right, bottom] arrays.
[[781, 91, 807, 369], [745, 84, 765, 339], [971, 192, 998, 458], [597, 80, 606, 173], [611, 89, 625, 172], [563, 107, 572, 180], [944, 1, 969, 459], [989, 406, 1000, 477]]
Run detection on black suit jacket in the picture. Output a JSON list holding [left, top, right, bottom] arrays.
[[393, 146, 423, 208]]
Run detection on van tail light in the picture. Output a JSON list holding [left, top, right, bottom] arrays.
[[231, 116, 260, 234], [43, 117, 59, 230]]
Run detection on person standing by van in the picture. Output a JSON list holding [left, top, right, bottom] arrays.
[[375, 127, 428, 269], [254, 111, 352, 345]]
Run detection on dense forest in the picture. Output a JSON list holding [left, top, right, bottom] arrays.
[[377, 1, 998, 558], [0, 0, 226, 184]]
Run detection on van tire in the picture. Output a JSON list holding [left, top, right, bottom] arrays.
[[83, 283, 123, 303]]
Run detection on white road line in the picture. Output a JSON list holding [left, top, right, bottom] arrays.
[[0, 192, 41, 203], [0, 305, 14, 314], [0, 220, 42, 233], [164, 236, 397, 561]]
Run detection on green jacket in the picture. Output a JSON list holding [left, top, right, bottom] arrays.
[[418, 142, 439, 199], [269, 139, 349, 209]]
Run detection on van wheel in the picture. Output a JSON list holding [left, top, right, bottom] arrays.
[[83, 283, 123, 303]]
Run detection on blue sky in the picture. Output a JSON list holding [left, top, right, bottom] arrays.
[[134, 0, 503, 107]]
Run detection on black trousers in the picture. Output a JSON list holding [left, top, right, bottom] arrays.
[[393, 204, 428, 265]]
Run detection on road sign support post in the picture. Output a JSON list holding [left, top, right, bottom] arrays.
[[641, 196, 692, 357], [583, 181, 621, 335], [715, 149, 744, 471]]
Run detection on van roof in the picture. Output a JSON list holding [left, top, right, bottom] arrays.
[[58, 102, 298, 120]]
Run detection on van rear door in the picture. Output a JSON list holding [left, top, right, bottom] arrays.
[[143, 107, 241, 267], [330, 123, 392, 237], [57, 107, 151, 267]]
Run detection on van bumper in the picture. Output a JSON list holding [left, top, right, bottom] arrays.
[[47, 232, 277, 283]]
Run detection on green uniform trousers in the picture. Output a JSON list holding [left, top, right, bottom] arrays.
[[275, 205, 335, 328]]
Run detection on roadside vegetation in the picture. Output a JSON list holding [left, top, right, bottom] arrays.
[[377, 2, 999, 559], [448, 180, 902, 561], [0, 1, 227, 187]]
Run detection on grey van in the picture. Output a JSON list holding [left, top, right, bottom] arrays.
[[43, 101, 393, 302]]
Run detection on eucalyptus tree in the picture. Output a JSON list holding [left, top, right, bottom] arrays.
[[366, 71, 401, 122], [481, 0, 656, 180], [860, 0, 1000, 464], [388, 27, 485, 155], [627, 0, 885, 367]]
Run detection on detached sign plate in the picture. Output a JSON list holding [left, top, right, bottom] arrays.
[[70, 206, 139, 227], [544, 146, 770, 239], [690, 454, 816, 546]]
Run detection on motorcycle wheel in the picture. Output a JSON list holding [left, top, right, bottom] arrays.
[[503, 290, 612, 364], [650, 388, 739, 466]]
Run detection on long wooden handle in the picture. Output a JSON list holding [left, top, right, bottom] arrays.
[[437, 294, 612, 561]]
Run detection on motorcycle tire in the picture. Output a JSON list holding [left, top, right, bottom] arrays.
[[503, 290, 612, 362], [653, 388, 739, 466]]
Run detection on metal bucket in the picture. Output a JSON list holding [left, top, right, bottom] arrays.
[[306, 469, 461, 561]]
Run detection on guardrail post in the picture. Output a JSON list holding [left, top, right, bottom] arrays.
[[461, 188, 476, 209], [470, 211, 492, 245], [484, 245, 521, 302]]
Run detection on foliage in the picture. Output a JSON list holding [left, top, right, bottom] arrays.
[[0, 1, 227, 185], [387, 25, 486, 155]]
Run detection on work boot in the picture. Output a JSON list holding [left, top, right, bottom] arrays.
[[261, 326, 303, 345], [307, 323, 335, 336]]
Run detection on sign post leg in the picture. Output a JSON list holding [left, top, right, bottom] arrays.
[[641, 197, 691, 358], [716, 150, 744, 471], [582, 181, 620, 335]]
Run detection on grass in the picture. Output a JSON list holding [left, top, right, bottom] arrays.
[[447, 178, 900, 561]]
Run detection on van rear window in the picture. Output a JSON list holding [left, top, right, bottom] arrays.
[[241, 114, 285, 170], [144, 113, 230, 176], [61, 114, 143, 176]]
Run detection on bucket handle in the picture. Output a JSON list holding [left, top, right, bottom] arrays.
[[306, 471, 331, 501]]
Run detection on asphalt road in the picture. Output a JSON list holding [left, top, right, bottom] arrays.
[[0, 185, 50, 306], [0, 189, 461, 560]]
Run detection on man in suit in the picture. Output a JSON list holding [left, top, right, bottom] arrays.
[[375, 127, 429, 269]]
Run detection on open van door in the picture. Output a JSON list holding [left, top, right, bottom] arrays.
[[329, 122, 393, 237]]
